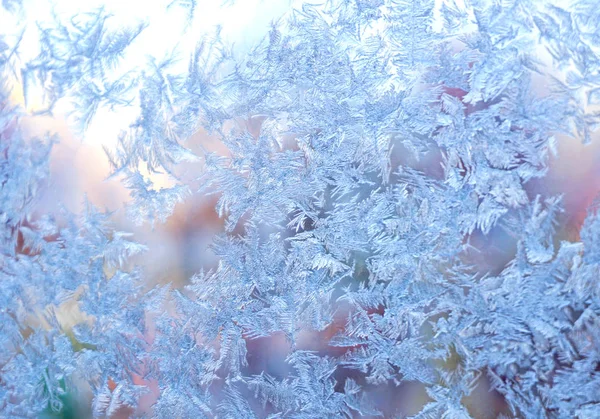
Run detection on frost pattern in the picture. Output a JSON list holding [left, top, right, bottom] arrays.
[[2, 0, 600, 418]]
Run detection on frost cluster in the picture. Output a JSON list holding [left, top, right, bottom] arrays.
[[2, 0, 600, 417]]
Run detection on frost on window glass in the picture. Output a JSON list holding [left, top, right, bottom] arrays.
[[2, 0, 600, 417]]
